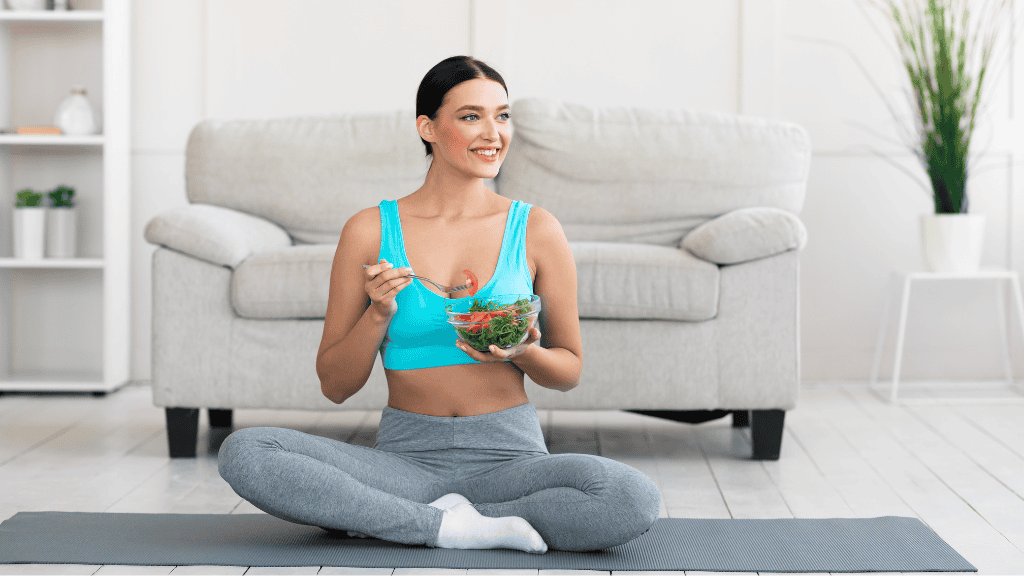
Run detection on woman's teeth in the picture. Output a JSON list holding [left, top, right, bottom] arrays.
[[474, 149, 497, 156]]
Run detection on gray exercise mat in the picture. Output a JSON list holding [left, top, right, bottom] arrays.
[[0, 512, 976, 572]]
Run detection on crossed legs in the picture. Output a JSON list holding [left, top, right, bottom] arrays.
[[218, 426, 661, 552]]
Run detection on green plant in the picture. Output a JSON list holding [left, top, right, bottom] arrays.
[[48, 185, 75, 208], [15, 189, 43, 207], [870, 0, 1013, 213]]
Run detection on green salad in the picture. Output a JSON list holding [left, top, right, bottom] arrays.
[[451, 297, 533, 351]]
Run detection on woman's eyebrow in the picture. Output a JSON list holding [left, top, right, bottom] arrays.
[[455, 104, 511, 112]]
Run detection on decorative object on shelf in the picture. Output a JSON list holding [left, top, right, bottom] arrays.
[[54, 85, 97, 136], [870, 0, 1013, 273], [13, 189, 45, 259], [16, 126, 61, 135], [53, 0, 70, 10], [46, 185, 76, 258], [5, 0, 47, 10]]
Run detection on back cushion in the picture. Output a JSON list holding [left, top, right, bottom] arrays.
[[496, 98, 812, 246], [184, 112, 433, 244]]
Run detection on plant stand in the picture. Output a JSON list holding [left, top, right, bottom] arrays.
[[870, 268, 1024, 404]]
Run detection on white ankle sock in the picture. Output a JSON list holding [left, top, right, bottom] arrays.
[[433, 501, 547, 554]]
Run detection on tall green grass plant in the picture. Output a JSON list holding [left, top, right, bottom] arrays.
[[870, 0, 1012, 213]]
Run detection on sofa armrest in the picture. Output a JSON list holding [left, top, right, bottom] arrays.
[[144, 203, 293, 268], [681, 207, 807, 265]]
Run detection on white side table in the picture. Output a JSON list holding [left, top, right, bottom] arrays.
[[870, 267, 1024, 403]]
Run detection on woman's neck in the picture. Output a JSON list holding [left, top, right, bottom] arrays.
[[409, 162, 496, 219]]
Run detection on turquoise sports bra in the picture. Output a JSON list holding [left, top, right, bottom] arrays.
[[377, 198, 534, 370]]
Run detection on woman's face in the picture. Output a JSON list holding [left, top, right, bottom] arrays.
[[419, 78, 511, 180]]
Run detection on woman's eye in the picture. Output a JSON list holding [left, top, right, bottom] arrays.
[[462, 113, 511, 121]]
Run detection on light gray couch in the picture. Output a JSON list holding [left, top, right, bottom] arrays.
[[144, 98, 811, 461]]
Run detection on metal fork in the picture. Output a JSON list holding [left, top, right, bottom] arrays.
[[362, 264, 472, 294]]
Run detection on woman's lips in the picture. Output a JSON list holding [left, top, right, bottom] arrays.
[[472, 149, 499, 162]]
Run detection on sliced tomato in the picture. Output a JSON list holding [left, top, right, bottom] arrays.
[[463, 269, 479, 296]]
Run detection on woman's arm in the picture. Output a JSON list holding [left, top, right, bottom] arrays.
[[511, 207, 582, 390], [450, 206, 582, 390]]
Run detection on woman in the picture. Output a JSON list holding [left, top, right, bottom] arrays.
[[217, 56, 661, 553]]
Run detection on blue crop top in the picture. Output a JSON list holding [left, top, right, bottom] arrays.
[[377, 198, 534, 370]]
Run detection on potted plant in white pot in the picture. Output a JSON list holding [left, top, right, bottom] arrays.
[[873, 0, 1013, 273], [13, 189, 45, 260], [46, 185, 76, 258]]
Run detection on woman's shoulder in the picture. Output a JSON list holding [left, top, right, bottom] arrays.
[[338, 205, 384, 255]]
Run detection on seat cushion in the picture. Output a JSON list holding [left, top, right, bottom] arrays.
[[232, 245, 335, 319], [232, 242, 719, 322], [572, 241, 718, 321]]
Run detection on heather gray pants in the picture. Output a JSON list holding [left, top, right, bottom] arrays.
[[217, 402, 661, 551]]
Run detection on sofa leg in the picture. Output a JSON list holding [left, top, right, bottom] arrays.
[[750, 409, 785, 460], [166, 407, 199, 458], [208, 408, 233, 428], [732, 410, 750, 428], [622, 409, 730, 424]]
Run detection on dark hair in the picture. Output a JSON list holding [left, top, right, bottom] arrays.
[[416, 55, 508, 157]]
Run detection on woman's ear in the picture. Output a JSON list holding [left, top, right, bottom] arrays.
[[416, 115, 436, 145]]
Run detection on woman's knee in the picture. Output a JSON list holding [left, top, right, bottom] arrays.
[[600, 460, 662, 538], [217, 427, 283, 482]]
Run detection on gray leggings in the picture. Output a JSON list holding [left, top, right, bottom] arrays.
[[217, 402, 661, 552]]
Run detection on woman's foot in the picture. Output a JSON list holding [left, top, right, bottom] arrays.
[[429, 492, 473, 510], [433, 501, 548, 554]]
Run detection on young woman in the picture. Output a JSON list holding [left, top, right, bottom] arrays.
[[218, 56, 661, 553]]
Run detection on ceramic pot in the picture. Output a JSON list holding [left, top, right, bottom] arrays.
[[13, 207, 45, 259], [46, 206, 76, 258], [920, 213, 986, 273], [54, 85, 98, 136]]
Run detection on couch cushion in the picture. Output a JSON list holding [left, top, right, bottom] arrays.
[[231, 242, 719, 322], [573, 241, 718, 321], [682, 207, 808, 265], [185, 112, 466, 245], [496, 98, 812, 247], [232, 245, 335, 319]]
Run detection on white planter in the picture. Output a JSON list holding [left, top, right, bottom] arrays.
[[13, 207, 45, 259], [54, 86, 98, 136], [46, 207, 77, 258], [5, 0, 47, 9], [920, 213, 986, 273]]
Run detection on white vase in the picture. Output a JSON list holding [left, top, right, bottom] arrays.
[[54, 85, 98, 136], [46, 207, 76, 258], [920, 213, 986, 273], [13, 207, 45, 259], [5, 0, 47, 10]]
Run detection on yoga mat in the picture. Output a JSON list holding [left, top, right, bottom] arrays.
[[0, 512, 976, 572]]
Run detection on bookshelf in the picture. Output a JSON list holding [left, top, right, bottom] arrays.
[[0, 0, 130, 394]]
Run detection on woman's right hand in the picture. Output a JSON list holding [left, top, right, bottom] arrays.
[[365, 259, 413, 320]]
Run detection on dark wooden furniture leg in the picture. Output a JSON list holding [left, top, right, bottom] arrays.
[[208, 408, 233, 428], [166, 407, 199, 458], [732, 410, 750, 428], [751, 409, 785, 460]]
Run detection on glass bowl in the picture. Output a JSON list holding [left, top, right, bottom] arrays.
[[445, 294, 541, 352]]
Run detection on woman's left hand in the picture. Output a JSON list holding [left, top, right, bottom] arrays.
[[456, 326, 541, 362]]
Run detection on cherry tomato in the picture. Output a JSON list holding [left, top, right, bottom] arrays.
[[463, 269, 479, 296]]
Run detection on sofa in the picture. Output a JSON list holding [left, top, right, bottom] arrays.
[[143, 97, 811, 461]]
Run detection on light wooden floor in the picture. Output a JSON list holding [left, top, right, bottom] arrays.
[[1, 381, 1022, 576]]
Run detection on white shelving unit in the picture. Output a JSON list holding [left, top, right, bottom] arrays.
[[0, 0, 130, 394]]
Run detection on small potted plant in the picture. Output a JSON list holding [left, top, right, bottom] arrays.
[[13, 188, 45, 259], [46, 185, 76, 258], [870, 0, 1013, 273]]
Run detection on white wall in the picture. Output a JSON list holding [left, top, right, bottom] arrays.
[[128, 0, 1024, 384]]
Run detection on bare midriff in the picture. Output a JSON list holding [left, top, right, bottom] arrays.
[[385, 362, 531, 417], [381, 194, 536, 418]]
